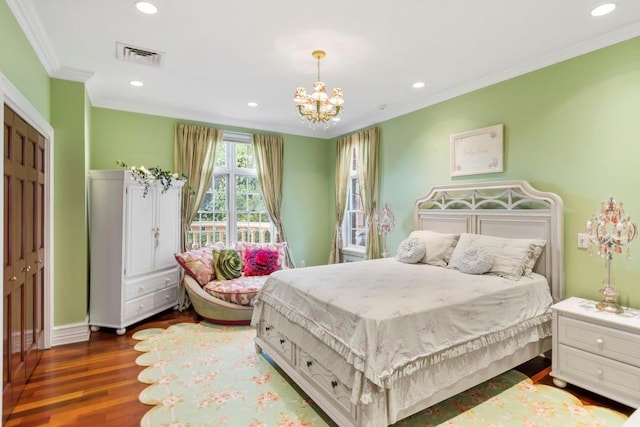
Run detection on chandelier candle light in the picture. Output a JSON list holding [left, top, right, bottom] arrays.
[[585, 197, 638, 313], [376, 203, 396, 258], [293, 50, 344, 130]]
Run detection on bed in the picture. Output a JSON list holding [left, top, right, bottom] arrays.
[[251, 180, 564, 427]]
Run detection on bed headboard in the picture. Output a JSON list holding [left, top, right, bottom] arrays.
[[414, 180, 564, 301]]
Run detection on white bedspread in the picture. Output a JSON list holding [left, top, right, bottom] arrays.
[[251, 257, 552, 392]]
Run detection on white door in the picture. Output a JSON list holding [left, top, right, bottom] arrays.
[[154, 187, 181, 271], [124, 185, 156, 277]]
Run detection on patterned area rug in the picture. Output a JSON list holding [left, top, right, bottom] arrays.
[[133, 322, 628, 427]]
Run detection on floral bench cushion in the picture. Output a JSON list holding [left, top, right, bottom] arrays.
[[202, 275, 268, 306]]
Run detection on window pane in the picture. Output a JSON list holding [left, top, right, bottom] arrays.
[[189, 175, 229, 248], [236, 142, 255, 169], [215, 142, 227, 167]]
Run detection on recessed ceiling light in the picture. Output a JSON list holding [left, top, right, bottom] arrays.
[[135, 1, 158, 14], [247, 102, 258, 107], [412, 82, 425, 89], [129, 80, 144, 87], [591, 3, 616, 16]]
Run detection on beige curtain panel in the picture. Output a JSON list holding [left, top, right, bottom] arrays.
[[251, 133, 294, 268], [355, 127, 380, 260], [330, 126, 380, 263], [328, 137, 355, 264], [174, 123, 223, 309]]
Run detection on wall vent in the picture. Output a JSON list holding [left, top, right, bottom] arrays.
[[116, 42, 164, 67]]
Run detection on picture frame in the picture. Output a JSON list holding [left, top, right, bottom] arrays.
[[450, 124, 504, 177]]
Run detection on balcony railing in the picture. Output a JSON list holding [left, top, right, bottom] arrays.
[[187, 221, 272, 249]]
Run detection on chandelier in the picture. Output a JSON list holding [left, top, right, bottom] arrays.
[[293, 50, 344, 130]]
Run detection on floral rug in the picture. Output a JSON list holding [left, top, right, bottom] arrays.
[[133, 322, 628, 427]]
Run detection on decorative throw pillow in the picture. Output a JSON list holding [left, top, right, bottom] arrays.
[[174, 245, 221, 285], [212, 248, 242, 281], [408, 230, 459, 266], [396, 237, 426, 264], [235, 241, 288, 270], [457, 246, 495, 275], [449, 233, 546, 280], [243, 248, 279, 276]]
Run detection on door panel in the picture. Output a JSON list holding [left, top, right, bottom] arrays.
[[3, 105, 46, 422]]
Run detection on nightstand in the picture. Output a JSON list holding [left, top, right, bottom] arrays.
[[551, 297, 640, 408]]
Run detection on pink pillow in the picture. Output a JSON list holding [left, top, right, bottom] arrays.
[[243, 248, 279, 276], [174, 246, 215, 285]]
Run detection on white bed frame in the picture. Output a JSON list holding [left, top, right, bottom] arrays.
[[254, 180, 564, 426]]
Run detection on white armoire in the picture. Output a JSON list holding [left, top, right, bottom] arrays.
[[88, 170, 183, 335]]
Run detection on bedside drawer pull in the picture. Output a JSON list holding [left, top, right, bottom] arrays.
[[596, 338, 604, 345], [279, 338, 285, 345], [265, 326, 271, 331], [331, 380, 338, 389], [306, 360, 313, 367]]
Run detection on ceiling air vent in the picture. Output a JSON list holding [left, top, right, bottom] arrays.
[[116, 42, 164, 67]]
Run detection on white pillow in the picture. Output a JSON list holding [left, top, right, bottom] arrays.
[[409, 230, 459, 266], [396, 237, 426, 264], [457, 246, 495, 274], [449, 233, 546, 280]]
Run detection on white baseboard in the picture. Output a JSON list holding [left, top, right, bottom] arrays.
[[51, 322, 90, 347]]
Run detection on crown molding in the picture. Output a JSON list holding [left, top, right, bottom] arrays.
[[6, 0, 60, 75], [91, 97, 333, 139], [52, 67, 95, 83], [361, 21, 640, 131]]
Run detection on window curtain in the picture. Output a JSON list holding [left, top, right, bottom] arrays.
[[174, 123, 222, 309], [251, 134, 294, 268], [355, 127, 380, 260], [328, 136, 356, 264]]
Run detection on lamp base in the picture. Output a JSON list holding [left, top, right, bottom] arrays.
[[596, 285, 624, 314], [595, 299, 624, 314]]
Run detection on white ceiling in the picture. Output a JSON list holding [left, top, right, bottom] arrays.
[[9, 0, 640, 138]]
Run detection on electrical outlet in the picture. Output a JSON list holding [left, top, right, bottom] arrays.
[[577, 233, 589, 249], [300, 259, 306, 267]]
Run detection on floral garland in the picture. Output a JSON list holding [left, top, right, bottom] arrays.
[[117, 161, 186, 197]]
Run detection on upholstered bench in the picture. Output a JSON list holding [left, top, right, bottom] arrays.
[[176, 241, 287, 325]]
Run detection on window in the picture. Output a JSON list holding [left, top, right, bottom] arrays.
[[189, 132, 274, 248], [343, 146, 366, 250]]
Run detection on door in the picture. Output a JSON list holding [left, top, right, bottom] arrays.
[[3, 105, 45, 421]]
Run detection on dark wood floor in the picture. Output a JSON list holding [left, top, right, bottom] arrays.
[[6, 308, 634, 426]]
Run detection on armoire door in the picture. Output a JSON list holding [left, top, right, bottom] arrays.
[[124, 184, 155, 278], [3, 105, 46, 422], [154, 187, 181, 270]]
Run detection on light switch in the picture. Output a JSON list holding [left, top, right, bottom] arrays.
[[577, 233, 589, 249]]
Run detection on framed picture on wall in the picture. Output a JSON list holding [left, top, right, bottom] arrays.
[[450, 124, 504, 177]]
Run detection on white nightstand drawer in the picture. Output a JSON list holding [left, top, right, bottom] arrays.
[[557, 344, 640, 408], [558, 316, 640, 367]]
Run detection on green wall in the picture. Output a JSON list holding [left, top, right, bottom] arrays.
[[372, 37, 640, 308], [90, 107, 332, 267], [0, 0, 50, 119], [50, 79, 89, 325], [3, 0, 640, 333]]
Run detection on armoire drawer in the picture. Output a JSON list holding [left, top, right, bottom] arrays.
[[125, 269, 179, 301], [124, 285, 177, 322]]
